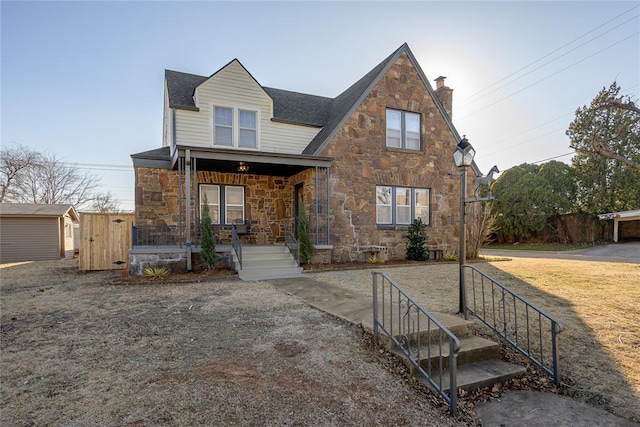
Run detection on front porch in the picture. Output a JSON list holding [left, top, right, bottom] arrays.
[[130, 146, 334, 277]]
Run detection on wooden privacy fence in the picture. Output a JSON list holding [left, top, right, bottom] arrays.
[[79, 212, 135, 271]]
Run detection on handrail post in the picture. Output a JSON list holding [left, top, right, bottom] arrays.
[[372, 272, 379, 347], [552, 321, 560, 386], [449, 340, 457, 415]]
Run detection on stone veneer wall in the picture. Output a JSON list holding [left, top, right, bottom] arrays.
[[318, 52, 470, 262], [135, 166, 327, 247]]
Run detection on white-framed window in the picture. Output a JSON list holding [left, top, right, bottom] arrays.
[[199, 184, 245, 225], [376, 186, 430, 225], [396, 187, 411, 225], [376, 186, 392, 225], [225, 186, 245, 224], [386, 109, 421, 150], [415, 189, 430, 224], [214, 107, 233, 146], [212, 105, 258, 149], [200, 185, 221, 224]]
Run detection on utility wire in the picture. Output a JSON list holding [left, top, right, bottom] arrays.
[[460, 4, 640, 105], [458, 31, 640, 121], [459, 13, 640, 109]]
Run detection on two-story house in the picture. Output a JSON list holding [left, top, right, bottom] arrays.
[[130, 43, 479, 278]]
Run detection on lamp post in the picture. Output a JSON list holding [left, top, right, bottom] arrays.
[[453, 136, 476, 318]]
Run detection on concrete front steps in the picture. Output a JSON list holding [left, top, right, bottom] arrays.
[[232, 245, 303, 281], [386, 313, 526, 393]]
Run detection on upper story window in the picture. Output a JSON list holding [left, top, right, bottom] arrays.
[[376, 186, 430, 226], [386, 109, 420, 150], [213, 106, 258, 149]]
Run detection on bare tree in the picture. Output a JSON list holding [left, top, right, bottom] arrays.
[[466, 201, 497, 259], [91, 192, 121, 212], [0, 145, 42, 202], [1, 146, 116, 210]]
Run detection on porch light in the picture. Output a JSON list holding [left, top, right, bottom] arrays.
[[454, 135, 475, 318], [237, 162, 249, 172]]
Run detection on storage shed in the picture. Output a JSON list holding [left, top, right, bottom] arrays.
[[0, 203, 79, 263]]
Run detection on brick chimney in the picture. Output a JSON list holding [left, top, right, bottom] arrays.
[[434, 76, 453, 119]]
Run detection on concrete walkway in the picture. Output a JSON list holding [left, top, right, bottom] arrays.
[[482, 242, 640, 264], [270, 276, 637, 426]]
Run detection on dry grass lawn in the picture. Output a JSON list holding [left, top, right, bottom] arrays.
[[0, 259, 460, 426], [311, 257, 640, 422]]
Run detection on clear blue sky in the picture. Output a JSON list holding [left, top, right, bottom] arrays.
[[2, 1, 639, 211]]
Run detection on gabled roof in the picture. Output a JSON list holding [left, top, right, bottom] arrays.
[[302, 43, 462, 156], [165, 70, 207, 111], [0, 203, 79, 222], [163, 43, 479, 174], [165, 65, 332, 127]]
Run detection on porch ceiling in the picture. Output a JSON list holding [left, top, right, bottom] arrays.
[[175, 146, 332, 177]]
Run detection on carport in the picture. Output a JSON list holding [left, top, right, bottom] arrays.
[[598, 209, 640, 243]]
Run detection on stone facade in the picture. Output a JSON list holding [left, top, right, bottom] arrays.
[[134, 166, 326, 247], [133, 51, 474, 266], [318, 52, 466, 262]]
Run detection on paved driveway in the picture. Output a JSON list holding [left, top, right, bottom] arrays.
[[481, 242, 640, 264]]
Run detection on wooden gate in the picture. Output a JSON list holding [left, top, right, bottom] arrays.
[[79, 212, 135, 271]]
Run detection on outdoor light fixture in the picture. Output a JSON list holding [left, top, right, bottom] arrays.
[[454, 135, 475, 318], [453, 135, 476, 167], [237, 162, 249, 172]]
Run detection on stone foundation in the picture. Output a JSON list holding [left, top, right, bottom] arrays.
[[129, 247, 233, 276]]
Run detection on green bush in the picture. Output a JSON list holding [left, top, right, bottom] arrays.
[[405, 218, 429, 261], [200, 198, 217, 269], [297, 198, 315, 264]]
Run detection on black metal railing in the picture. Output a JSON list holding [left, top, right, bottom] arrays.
[[283, 223, 300, 267], [132, 225, 184, 247], [231, 223, 242, 270], [464, 265, 562, 385], [372, 271, 460, 415]]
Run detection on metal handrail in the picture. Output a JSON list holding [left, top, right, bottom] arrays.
[[284, 223, 300, 267], [463, 265, 563, 385], [231, 224, 242, 270], [372, 271, 460, 415]]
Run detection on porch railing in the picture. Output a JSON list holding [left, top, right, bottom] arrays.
[[132, 225, 185, 247], [231, 224, 242, 270], [464, 265, 562, 385], [372, 271, 460, 415]]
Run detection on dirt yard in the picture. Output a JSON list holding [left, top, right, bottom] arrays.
[[1, 259, 461, 426]]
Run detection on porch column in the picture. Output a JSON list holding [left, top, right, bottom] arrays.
[[185, 149, 192, 271]]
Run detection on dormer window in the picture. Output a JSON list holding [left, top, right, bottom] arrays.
[[213, 106, 258, 149]]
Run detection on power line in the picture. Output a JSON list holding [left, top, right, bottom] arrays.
[[458, 31, 640, 121], [478, 85, 640, 156], [531, 152, 575, 164], [459, 13, 640, 110], [459, 4, 640, 105]]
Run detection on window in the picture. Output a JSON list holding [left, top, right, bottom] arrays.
[[376, 186, 392, 224], [65, 223, 73, 238], [200, 185, 220, 224], [214, 107, 233, 146], [213, 106, 258, 149], [238, 110, 257, 148], [376, 186, 430, 225], [386, 109, 421, 150], [225, 186, 244, 224], [200, 184, 244, 225]]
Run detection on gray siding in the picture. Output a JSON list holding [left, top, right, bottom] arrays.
[[0, 218, 61, 263]]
